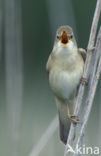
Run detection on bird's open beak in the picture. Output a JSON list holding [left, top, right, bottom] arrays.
[[60, 32, 69, 46]]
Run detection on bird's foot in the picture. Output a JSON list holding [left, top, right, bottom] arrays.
[[88, 47, 95, 52], [80, 77, 88, 85], [69, 115, 79, 124]]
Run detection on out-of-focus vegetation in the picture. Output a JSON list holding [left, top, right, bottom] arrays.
[[0, 0, 101, 156]]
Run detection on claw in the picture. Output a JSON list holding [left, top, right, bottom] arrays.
[[70, 115, 79, 124], [80, 77, 88, 85], [88, 47, 95, 52]]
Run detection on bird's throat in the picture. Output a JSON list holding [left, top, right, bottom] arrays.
[[57, 40, 74, 56]]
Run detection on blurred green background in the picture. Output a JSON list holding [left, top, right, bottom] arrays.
[[0, 0, 101, 156]]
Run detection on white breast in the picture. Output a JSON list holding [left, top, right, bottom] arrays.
[[49, 67, 82, 100], [48, 40, 84, 100]]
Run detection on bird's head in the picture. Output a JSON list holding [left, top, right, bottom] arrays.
[[54, 26, 77, 55]]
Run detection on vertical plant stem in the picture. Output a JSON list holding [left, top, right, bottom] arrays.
[[4, 0, 23, 155], [64, 0, 101, 155]]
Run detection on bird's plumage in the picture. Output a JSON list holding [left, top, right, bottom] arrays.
[[46, 25, 85, 144]]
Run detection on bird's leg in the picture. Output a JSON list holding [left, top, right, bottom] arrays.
[[80, 77, 88, 85], [88, 47, 95, 52], [67, 104, 79, 124]]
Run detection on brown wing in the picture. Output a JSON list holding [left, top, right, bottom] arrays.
[[78, 48, 86, 62], [76, 48, 87, 94]]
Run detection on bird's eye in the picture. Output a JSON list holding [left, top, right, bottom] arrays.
[[56, 35, 60, 39], [70, 35, 73, 39]]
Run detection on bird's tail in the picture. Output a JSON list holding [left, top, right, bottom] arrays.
[[56, 97, 75, 144], [59, 114, 70, 144]]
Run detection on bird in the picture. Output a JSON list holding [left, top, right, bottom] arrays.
[[46, 25, 86, 144]]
